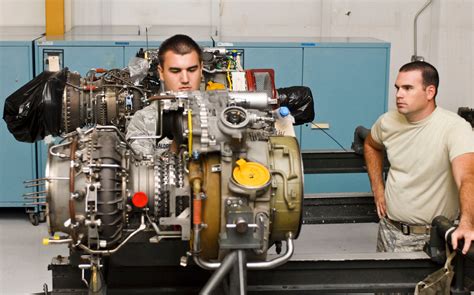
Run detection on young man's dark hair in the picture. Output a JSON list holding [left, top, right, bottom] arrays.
[[158, 34, 203, 66], [399, 61, 439, 97]]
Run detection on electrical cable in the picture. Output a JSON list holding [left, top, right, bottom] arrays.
[[310, 122, 347, 151]]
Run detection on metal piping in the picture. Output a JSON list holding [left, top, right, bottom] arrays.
[[412, 0, 433, 61], [246, 232, 294, 270], [49, 141, 72, 158], [193, 232, 294, 270], [78, 215, 146, 255], [69, 137, 78, 229], [45, 238, 73, 244]]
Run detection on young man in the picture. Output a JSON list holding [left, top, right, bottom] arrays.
[[364, 61, 474, 253], [126, 34, 203, 155]]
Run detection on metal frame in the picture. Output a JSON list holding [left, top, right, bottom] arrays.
[[47, 254, 474, 294]]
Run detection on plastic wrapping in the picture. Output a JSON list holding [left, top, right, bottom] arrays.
[[277, 86, 315, 126], [3, 69, 67, 142], [128, 57, 150, 85]]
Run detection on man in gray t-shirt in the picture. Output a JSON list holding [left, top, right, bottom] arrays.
[[364, 61, 474, 253]]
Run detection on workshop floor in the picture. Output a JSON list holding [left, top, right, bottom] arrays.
[[0, 208, 379, 294], [0, 208, 69, 294]]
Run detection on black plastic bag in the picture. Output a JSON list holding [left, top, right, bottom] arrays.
[[277, 86, 315, 126], [3, 69, 67, 142]]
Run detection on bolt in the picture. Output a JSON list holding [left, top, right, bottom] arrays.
[[235, 217, 248, 233]]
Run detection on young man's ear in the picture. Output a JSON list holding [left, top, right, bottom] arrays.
[[158, 64, 164, 81], [426, 85, 436, 100]]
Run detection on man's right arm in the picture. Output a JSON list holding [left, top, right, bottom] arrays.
[[364, 134, 387, 218]]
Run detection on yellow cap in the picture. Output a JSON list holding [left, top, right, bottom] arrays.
[[233, 159, 270, 188]]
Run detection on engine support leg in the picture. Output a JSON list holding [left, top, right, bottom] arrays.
[[229, 250, 247, 295], [200, 250, 247, 295]]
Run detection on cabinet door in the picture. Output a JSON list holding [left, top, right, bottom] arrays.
[[0, 46, 35, 206], [242, 47, 303, 87], [39, 46, 125, 75], [302, 46, 388, 193]]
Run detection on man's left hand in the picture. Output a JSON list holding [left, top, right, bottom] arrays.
[[451, 222, 474, 254]]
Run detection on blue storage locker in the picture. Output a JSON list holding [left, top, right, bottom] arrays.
[[301, 38, 390, 193], [0, 27, 44, 207]]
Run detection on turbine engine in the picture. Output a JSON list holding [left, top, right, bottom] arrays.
[[45, 90, 303, 268]]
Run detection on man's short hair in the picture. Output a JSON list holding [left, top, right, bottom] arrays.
[[399, 61, 439, 97], [158, 34, 202, 66]]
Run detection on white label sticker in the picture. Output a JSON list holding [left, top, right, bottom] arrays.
[[48, 55, 60, 72]]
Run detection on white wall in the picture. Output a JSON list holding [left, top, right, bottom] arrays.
[[0, 0, 44, 26], [1, 0, 473, 111]]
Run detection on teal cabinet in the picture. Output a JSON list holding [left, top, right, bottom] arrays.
[[301, 40, 390, 193], [0, 32, 40, 207]]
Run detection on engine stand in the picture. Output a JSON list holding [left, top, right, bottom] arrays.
[[200, 250, 247, 295]]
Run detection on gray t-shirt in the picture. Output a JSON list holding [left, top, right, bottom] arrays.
[[371, 107, 474, 224]]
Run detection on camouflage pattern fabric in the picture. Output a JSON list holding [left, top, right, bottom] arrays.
[[126, 102, 171, 155], [377, 218, 430, 252]]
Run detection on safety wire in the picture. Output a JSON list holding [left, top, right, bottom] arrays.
[[226, 58, 233, 90], [311, 122, 348, 151], [188, 108, 193, 155]]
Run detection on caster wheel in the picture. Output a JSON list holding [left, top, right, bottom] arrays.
[[39, 211, 46, 223], [29, 213, 39, 226]]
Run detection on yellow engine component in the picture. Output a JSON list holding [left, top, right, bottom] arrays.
[[199, 154, 221, 260], [233, 159, 271, 188], [268, 136, 303, 241], [206, 81, 226, 91]]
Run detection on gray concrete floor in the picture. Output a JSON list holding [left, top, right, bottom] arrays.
[[0, 208, 69, 294], [0, 208, 379, 294]]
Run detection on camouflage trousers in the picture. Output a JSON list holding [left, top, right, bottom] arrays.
[[377, 218, 430, 252], [376, 218, 431, 295]]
